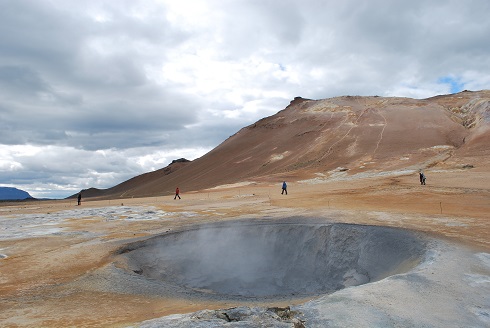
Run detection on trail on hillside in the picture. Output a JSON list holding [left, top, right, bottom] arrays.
[[372, 100, 388, 158], [318, 100, 370, 162]]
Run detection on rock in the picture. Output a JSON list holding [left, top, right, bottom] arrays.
[[135, 306, 304, 327]]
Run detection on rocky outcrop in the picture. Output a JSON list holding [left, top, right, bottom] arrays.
[[135, 306, 305, 328]]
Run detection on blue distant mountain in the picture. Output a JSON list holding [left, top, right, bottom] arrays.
[[0, 187, 34, 200]]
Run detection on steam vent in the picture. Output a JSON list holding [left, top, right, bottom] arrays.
[[116, 220, 427, 300]]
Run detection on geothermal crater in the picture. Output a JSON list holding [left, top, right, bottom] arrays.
[[116, 220, 427, 300]]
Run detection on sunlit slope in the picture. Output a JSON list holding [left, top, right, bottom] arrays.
[[84, 90, 490, 199]]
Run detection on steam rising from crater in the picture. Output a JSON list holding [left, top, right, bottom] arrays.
[[117, 220, 427, 299]]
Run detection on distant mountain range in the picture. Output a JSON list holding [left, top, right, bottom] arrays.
[[0, 187, 34, 200]]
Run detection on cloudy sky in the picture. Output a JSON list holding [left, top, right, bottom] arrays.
[[1, 0, 489, 199]]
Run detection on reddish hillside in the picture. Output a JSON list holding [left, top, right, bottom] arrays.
[[84, 90, 490, 199]]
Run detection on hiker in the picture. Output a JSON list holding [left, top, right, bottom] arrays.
[[174, 187, 181, 200], [281, 181, 287, 195], [77, 192, 82, 205], [419, 172, 426, 185]]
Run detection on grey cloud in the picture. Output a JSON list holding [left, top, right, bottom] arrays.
[[0, 66, 50, 94], [247, 0, 305, 46], [1, 0, 490, 198]]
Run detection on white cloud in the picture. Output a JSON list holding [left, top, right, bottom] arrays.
[[0, 144, 210, 198]]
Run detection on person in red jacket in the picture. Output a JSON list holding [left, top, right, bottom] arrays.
[[174, 187, 181, 200]]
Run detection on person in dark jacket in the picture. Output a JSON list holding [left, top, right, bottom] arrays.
[[281, 181, 287, 195], [77, 192, 82, 205], [419, 172, 426, 185]]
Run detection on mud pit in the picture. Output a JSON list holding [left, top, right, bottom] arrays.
[[116, 220, 427, 300]]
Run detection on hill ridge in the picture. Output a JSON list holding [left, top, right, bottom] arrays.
[[83, 90, 490, 200], [0, 187, 33, 200]]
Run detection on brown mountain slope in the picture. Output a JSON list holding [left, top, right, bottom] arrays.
[[85, 90, 490, 199]]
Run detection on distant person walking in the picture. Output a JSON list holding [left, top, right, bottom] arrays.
[[281, 181, 287, 195], [174, 187, 181, 200], [77, 192, 82, 205], [419, 172, 426, 185]]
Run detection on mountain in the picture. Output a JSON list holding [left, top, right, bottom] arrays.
[[0, 187, 34, 200], [84, 90, 490, 200]]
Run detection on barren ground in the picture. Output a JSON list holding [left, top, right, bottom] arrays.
[[0, 167, 489, 327]]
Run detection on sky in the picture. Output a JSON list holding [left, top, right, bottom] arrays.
[[1, 0, 489, 199]]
